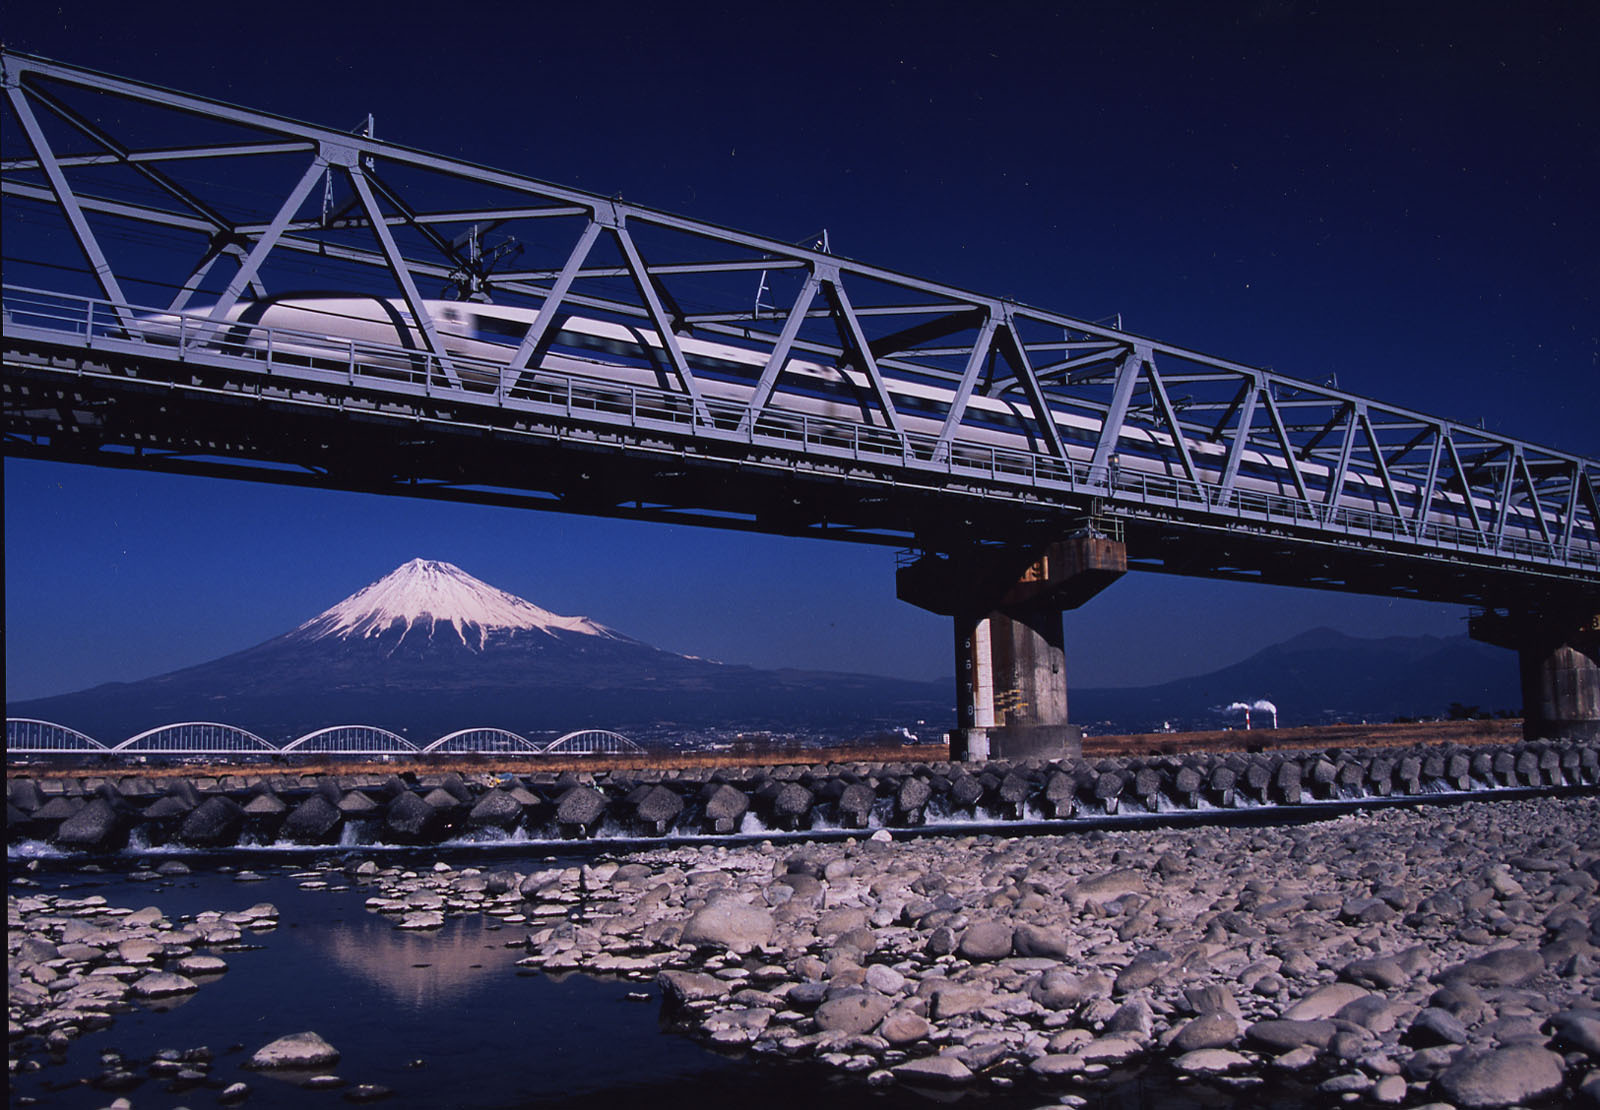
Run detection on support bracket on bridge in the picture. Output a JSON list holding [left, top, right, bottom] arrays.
[[898, 535, 1127, 761]]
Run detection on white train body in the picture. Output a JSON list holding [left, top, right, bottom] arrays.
[[145, 296, 1582, 554]]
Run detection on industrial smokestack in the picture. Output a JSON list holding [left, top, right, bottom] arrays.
[[1252, 699, 1278, 728]]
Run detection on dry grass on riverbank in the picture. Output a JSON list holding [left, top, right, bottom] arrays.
[[6, 720, 1523, 783], [1080, 717, 1521, 758]]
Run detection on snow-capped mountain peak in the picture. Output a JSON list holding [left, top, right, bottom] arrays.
[[295, 558, 621, 649]]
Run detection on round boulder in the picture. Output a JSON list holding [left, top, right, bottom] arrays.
[[957, 920, 1014, 961], [248, 1031, 340, 1070], [680, 900, 774, 953], [815, 991, 892, 1035], [1436, 1044, 1565, 1109]]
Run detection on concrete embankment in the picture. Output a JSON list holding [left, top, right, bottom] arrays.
[[7, 737, 1597, 851]]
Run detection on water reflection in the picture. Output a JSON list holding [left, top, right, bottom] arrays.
[[306, 913, 523, 1011]]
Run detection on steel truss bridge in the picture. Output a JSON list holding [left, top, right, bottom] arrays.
[[1, 53, 1595, 615], [5, 718, 643, 757]]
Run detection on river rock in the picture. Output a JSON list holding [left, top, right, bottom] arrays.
[[1438, 945, 1545, 988], [1013, 921, 1069, 959], [1246, 1019, 1338, 1052], [1341, 955, 1410, 989], [816, 992, 892, 1034], [1173, 1012, 1242, 1051], [1030, 968, 1108, 1010], [1406, 1007, 1472, 1046], [681, 901, 774, 953], [130, 972, 197, 998], [1283, 983, 1371, 1021], [957, 920, 1014, 961], [893, 1055, 973, 1085], [1549, 1010, 1600, 1055], [248, 1031, 341, 1070], [1175, 1049, 1252, 1074], [1436, 1044, 1566, 1109], [658, 970, 729, 1005], [879, 1010, 929, 1045], [1074, 869, 1144, 907]]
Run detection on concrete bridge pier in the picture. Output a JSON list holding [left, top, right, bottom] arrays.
[[1469, 608, 1600, 742], [900, 536, 1126, 761]]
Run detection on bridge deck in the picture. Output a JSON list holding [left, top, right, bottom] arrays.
[[2, 49, 1596, 612]]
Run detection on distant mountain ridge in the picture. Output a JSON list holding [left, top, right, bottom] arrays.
[[6, 560, 1520, 744], [1072, 626, 1517, 733]]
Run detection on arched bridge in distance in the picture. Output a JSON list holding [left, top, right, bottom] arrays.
[[4, 719, 644, 758], [2, 50, 1596, 758]]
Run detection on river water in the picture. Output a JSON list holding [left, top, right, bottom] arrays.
[[10, 846, 1331, 1109]]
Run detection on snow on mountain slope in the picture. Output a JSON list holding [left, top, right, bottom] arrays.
[[293, 558, 623, 649]]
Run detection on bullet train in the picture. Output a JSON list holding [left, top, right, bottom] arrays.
[[143, 294, 1589, 554]]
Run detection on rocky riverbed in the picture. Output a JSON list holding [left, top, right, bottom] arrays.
[[9, 794, 1600, 1108], [361, 794, 1600, 1107]]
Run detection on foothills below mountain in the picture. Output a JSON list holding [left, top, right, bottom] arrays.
[[7, 559, 1517, 745]]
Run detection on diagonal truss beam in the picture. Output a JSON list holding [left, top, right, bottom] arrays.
[[346, 164, 460, 388], [932, 312, 1000, 457], [820, 272, 905, 436], [1323, 406, 1359, 519], [1090, 349, 1145, 483], [1515, 451, 1552, 545], [506, 219, 601, 377], [1359, 409, 1405, 520], [746, 271, 822, 421], [26, 83, 234, 232], [996, 306, 1065, 459], [1444, 435, 1486, 536], [1216, 378, 1261, 502], [613, 220, 710, 422], [4, 78, 134, 332], [1262, 391, 1313, 508], [1141, 354, 1205, 498], [206, 156, 324, 324], [1415, 430, 1444, 536]]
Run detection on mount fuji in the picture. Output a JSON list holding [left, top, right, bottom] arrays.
[[9, 559, 948, 745]]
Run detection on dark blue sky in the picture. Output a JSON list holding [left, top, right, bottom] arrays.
[[5, 1, 1597, 703]]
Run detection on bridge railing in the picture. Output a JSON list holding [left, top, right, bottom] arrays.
[[6, 283, 1596, 574]]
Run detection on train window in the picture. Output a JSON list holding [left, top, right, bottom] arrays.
[[473, 314, 528, 342]]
